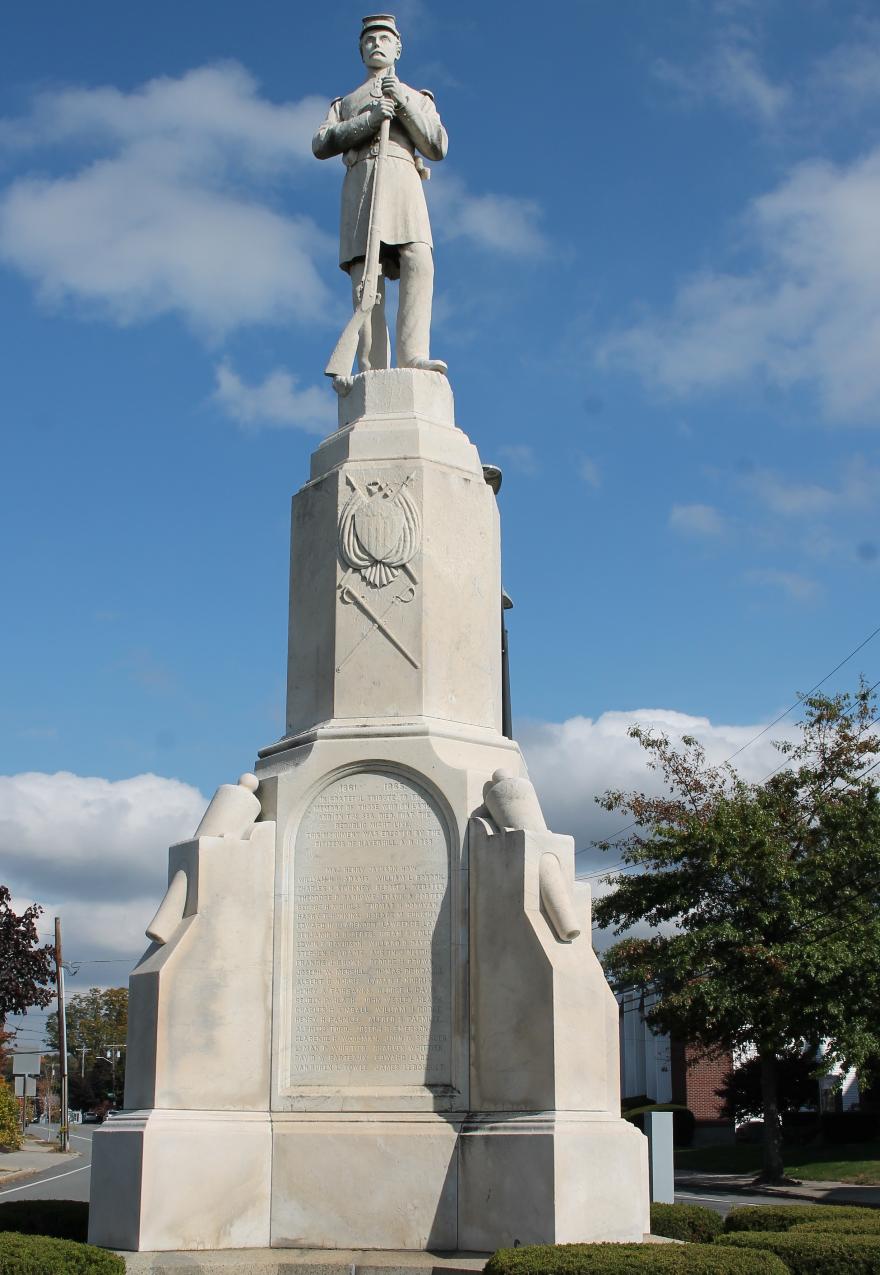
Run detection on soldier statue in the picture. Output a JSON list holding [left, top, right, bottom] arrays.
[[313, 13, 448, 377]]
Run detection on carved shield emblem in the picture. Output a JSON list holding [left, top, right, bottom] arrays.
[[354, 498, 405, 564], [339, 472, 421, 588]]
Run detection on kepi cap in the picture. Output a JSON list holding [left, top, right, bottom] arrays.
[[361, 13, 400, 39]]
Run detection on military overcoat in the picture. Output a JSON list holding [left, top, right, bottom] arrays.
[[313, 74, 447, 275]]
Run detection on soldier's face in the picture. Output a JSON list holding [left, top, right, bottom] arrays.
[[360, 30, 400, 69]]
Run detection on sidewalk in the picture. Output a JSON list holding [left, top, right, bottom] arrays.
[[0, 1132, 80, 1186], [676, 1169, 880, 1209]]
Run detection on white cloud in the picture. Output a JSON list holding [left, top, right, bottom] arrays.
[[0, 771, 206, 905], [1, 768, 208, 1002], [0, 65, 333, 336], [599, 147, 880, 423], [519, 708, 800, 915], [813, 22, 880, 115], [746, 470, 836, 517], [430, 172, 548, 256], [0, 64, 323, 169], [214, 362, 336, 434], [0, 64, 548, 334], [499, 443, 538, 476], [744, 567, 819, 603], [669, 502, 725, 536], [745, 458, 880, 517], [579, 457, 601, 488], [0, 703, 811, 975], [653, 27, 790, 125]]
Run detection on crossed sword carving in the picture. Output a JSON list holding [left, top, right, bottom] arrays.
[[335, 472, 420, 672]]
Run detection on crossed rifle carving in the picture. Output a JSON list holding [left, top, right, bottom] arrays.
[[335, 472, 420, 672]]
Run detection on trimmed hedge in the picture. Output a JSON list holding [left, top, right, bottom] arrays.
[[724, 1203, 879, 1233], [795, 1217, 880, 1235], [820, 1110, 880, 1144], [484, 1243, 787, 1273], [651, 1204, 723, 1243], [717, 1230, 880, 1274], [0, 1200, 89, 1242], [0, 1232, 124, 1274]]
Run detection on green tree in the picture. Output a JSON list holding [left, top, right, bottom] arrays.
[[46, 987, 128, 1107], [594, 687, 880, 1183], [0, 887, 55, 1029], [716, 1047, 824, 1125], [0, 1078, 22, 1150]]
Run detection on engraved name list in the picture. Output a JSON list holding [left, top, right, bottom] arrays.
[[291, 771, 452, 1086]]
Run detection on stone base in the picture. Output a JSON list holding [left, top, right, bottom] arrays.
[[122, 1251, 490, 1275], [91, 1109, 647, 1253], [88, 1111, 271, 1251], [271, 1115, 460, 1250], [458, 1114, 650, 1248]]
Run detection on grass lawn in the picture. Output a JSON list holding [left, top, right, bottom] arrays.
[[676, 1140, 880, 1184]]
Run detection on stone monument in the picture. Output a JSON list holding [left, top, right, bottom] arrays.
[[88, 14, 649, 1258]]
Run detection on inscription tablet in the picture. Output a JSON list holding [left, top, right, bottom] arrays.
[[291, 771, 451, 1086]]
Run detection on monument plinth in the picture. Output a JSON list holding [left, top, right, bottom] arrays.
[[89, 373, 648, 1253], [89, 12, 649, 1257]]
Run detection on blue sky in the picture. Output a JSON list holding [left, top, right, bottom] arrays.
[[3, 0, 880, 1031]]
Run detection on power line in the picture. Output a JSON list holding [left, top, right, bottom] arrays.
[[724, 623, 880, 764], [574, 652, 880, 876], [756, 688, 880, 786]]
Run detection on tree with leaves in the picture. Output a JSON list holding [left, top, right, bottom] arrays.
[[0, 886, 55, 1030], [0, 1078, 22, 1150], [716, 1047, 824, 1125], [45, 987, 128, 1106], [594, 686, 880, 1183]]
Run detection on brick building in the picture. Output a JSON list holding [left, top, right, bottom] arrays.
[[617, 987, 734, 1144]]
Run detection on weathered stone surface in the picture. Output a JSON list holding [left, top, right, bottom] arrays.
[[288, 379, 498, 737], [90, 368, 649, 1253]]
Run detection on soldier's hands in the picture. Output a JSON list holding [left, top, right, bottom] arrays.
[[368, 98, 396, 128], [381, 74, 406, 106]]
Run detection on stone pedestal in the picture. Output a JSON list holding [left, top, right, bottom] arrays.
[[89, 370, 649, 1253]]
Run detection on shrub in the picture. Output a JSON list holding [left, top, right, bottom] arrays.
[[622, 1095, 653, 1112], [484, 1242, 787, 1273], [0, 1200, 88, 1242], [651, 1203, 723, 1243], [717, 1230, 880, 1274], [623, 1104, 697, 1148], [724, 1203, 879, 1232], [0, 1082, 21, 1152], [820, 1110, 880, 1144], [0, 1232, 124, 1274], [795, 1217, 880, 1235]]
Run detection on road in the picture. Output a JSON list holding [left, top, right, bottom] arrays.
[[0, 1124, 93, 1203], [676, 1184, 804, 1216]]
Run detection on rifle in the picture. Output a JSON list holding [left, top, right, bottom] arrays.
[[325, 73, 393, 379]]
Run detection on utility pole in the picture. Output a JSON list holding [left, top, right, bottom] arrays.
[[55, 917, 70, 1151], [103, 1043, 126, 1104]]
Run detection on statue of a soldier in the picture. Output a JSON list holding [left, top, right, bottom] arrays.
[[313, 13, 448, 377]]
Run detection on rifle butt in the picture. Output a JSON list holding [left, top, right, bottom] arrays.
[[324, 308, 369, 379]]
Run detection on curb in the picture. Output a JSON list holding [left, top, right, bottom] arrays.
[[0, 1152, 81, 1190], [676, 1174, 880, 1210]]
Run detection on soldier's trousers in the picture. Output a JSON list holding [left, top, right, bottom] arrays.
[[349, 242, 435, 371]]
